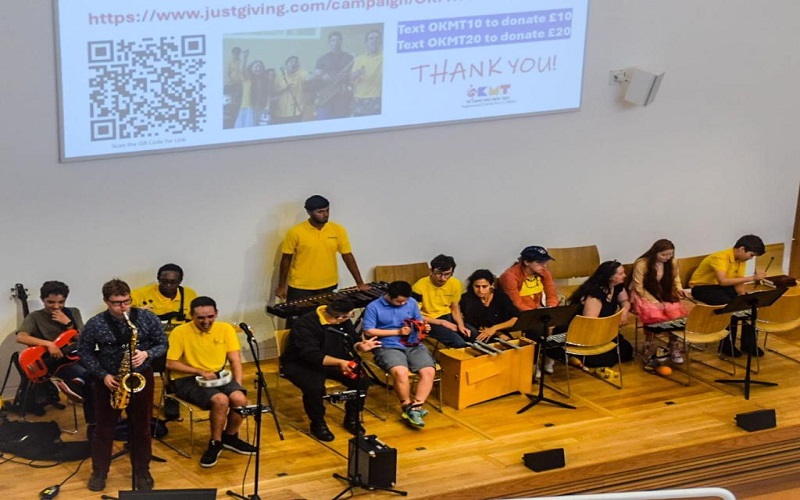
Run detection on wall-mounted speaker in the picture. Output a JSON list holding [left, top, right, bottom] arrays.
[[735, 409, 776, 432], [523, 448, 566, 472], [624, 68, 665, 106]]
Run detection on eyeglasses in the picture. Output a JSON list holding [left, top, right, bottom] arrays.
[[107, 298, 132, 307]]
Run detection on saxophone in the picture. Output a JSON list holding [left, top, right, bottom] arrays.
[[110, 311, 147, 410]]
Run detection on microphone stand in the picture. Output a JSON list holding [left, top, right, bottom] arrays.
[[227, 323, 284, 500], [279, 67, 302, 119], [331, 329, 406, 499]]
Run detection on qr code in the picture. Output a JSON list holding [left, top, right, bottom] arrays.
[[87, 35, 207, 141]]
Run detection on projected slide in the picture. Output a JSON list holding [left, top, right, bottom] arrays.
[[55, 0, 589, 160]]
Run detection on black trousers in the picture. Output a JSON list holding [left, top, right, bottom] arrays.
[[283, 363, 370, 423]]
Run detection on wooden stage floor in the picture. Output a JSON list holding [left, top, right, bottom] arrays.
[[5, 322, 800, 499]]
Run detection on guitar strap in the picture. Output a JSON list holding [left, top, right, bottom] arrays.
[[177, 286, 185, 321]]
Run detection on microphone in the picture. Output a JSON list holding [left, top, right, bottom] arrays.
[[239, 322, 254, 339], [327, 326, 353, 339]]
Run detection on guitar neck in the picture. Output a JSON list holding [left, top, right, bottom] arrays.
[[13, 283, 30, 317]]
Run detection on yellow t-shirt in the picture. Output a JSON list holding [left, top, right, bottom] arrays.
[[166, 321, 240, 380], [519, 275, 544, 297], [412, 276, 462, 319], [281, 220, 352, 290], [131, 283, 198, 323], [689, 248, 745, 287], [352, 53, 382, 99]]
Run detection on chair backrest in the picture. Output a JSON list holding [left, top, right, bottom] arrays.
[[676, 254, 708, 289], [755, 243, 785, 276], [758, 292, 800, 323], [547, 245, 600, 280], [373, 262, 429, 285], [565, 310, 623, 347], [684, 303, 731, 335], [274, 329, 291, 357]]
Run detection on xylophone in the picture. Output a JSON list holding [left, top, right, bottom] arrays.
[[266, 282, 389, 318], [438, 337, 535, 410]]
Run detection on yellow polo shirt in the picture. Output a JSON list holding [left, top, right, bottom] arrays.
[[281, 220, 352, 290], [412, 276, 462, 319], [689, 248, 745, 287], [167, 321, 240, 380], [131, 283, 197, 322]]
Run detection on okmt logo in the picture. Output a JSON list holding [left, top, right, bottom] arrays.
[[467, 84, 512, 98]]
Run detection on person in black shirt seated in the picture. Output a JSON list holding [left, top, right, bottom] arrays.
[[459, 269, 519, 343], [566, 261, 633, 368], [280, 298, 380, 442]]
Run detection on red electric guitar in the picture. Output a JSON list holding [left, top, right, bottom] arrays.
[[18, 329, 80, 383]]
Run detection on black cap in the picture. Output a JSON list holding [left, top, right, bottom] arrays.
[[304, 195, 329, 211], [520, 246, 554, 263]]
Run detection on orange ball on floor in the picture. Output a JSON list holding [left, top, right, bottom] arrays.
[[655, 365, 672, 376]]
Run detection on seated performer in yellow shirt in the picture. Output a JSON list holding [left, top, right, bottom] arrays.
[[131, 263, 198, 332], [166, 296, 257, 468]]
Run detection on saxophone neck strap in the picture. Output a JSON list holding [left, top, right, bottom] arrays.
[[103, 308, 139, 346]]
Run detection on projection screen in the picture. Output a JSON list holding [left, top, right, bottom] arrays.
[[55, 0, 589, 161]]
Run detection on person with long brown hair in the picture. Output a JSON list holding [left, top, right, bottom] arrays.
[[629, 239, 687, 365]]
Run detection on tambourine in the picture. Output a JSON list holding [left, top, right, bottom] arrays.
[[401, 319, 427, 346], [195, 369, 232, 388]]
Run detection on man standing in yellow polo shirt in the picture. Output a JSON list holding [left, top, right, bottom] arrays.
[[412, 254, 473, 348], [131, 263, 198, 332], [276, 195, 368, 325], [689, 234, 766, 356]]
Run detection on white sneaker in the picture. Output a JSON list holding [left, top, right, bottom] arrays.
[[543, 357, 555, 374], [534, 367, 542, 380], [670, 342, 685, 364]]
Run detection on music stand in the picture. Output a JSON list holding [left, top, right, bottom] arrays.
[[516, 304, 582, 413], [714, 287, 787, 399]]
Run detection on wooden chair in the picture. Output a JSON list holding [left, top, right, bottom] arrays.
[[373, 262, 430, 285], [677, 254, 708, 291], [555, 310, 624, 397], [756, 289, 800, 363], [670, 304, 735, 386], [546, 245, 600, 300], [756, 243, 785, 276]]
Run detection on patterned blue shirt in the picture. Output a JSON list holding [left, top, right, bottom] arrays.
[[77, 307, 167, 380]]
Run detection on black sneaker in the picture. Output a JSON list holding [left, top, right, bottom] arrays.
[[719, 339, 742, 358], [221, 433, 257, 454], [200, 439, 223, 468], [134, 470, 154, 491], [88, 472, 106, 492], [310, 421, 335, 442], [343, 417, 365, 436]]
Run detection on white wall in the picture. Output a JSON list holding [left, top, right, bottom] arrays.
[[2, 1, 799, 388]]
